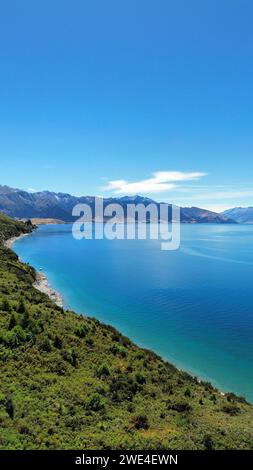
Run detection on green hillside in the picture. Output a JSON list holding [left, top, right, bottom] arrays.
[[0, 212, 252, 450], [0, 212, 33, 243]]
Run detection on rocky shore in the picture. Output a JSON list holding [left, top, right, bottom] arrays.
[[33, 271, 64, 308], [5, 232, 64, 308]]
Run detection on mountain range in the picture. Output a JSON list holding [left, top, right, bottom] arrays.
[[221, 207, 253, 224], [0, 184, 237, 224]]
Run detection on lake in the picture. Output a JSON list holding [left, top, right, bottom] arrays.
[[13, 223, 253, 402]]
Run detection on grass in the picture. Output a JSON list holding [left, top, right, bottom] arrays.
[[0, 212, 253, 449]]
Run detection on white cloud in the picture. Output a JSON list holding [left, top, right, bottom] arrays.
[[104, 171, 206, 195]]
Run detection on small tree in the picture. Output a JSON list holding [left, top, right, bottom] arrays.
[[54, 335, 62, 349], [1, 297, 11, 312], [17, 297, 26, 314], [6, 396, 14, 419], [8, 313, 17, 330], [21, 309, 30, 329], [184, 387, 191, 398]]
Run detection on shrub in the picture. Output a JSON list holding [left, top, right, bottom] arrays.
[[135, 373, 146, 385], [17, 297, 26, 314], [110, 343, 127, 358], [8, 313, 17, 330], [61, 348, 78, 367], [127, 404, 135, 413], [0, 392, 6, 406], [21, 309, 30, 329], [86, 338, 94, 348], [40, 336, 52, 352], [203, 434, 214, 450], [225, 392, 247, 404], [75, 324, 88, 338], [221, 404, 240, 416], [169, 401, 192, 413], [109, 375, 138, 402], [5, 325, 27, 348], [86, 393, 105, 412], [54, 335, 63, 349], [210, 393, 217, 403], [1, 297, 11, 312], [97, 363, 110, 378], [6, 396, 14, 419], [132, 414, 149, 430]]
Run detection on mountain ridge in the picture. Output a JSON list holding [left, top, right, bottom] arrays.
[[0, 185, 235, 224], [221, 207, 253, 224]]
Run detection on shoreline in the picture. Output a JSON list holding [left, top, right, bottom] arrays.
[[33, 271, 64, 308], [4, 231, 31, 249], [5, 231, 64, 309]]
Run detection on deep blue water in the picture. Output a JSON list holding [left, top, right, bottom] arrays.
[[13, 224, 253, 402]]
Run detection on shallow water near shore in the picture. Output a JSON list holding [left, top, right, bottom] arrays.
[[13, 223, 253, 402]]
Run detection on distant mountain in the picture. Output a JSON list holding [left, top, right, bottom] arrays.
[[0, 185, 236, 224], [221, 207, 253, 224], [180, 206, 235, 224]]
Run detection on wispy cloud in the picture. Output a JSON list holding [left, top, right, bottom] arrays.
[[103, 171, 207, 195]]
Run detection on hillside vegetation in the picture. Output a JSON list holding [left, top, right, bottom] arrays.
[[0, 212, 252, 450], [0, 212, 33, 243]]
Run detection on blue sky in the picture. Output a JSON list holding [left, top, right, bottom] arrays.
[[0, 0, 252, 211]]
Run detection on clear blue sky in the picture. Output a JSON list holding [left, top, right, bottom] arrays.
[[0, 0, 252, 211]]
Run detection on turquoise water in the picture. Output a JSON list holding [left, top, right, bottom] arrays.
[[13, 224, 253, 402]]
